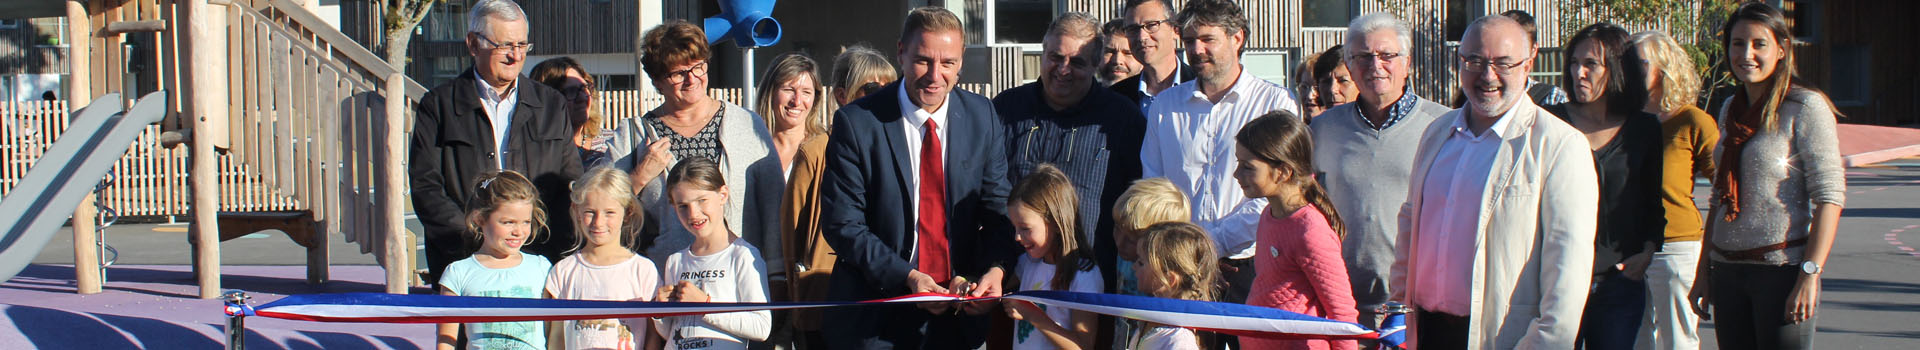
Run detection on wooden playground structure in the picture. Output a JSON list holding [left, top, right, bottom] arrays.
[[17, 0, 426, 298]]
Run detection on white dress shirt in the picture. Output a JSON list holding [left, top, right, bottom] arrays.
[[896, 84, 950, 264], [1140, 67, 1300, 259], [475, 71, 519, 170], [1410, 105, 1517, 316]]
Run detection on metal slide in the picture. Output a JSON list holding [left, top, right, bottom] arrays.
[[0, 91, 167, 283]]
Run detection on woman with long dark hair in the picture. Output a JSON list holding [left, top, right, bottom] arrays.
[[1689, 3, 1846, 349], [1549, 22, 1665, 350]]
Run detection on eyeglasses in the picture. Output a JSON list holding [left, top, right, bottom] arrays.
[[1348, 51, 1403, 65], [664, 62, 708, 85], [1123, 19, 1170, 34], [856, 82, 885, 97], [562, 85, 593, 101], [473, 33, 533, 55], [1458, 54, 1532, 75]]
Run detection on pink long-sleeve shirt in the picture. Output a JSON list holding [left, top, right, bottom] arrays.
[[1243, 204, 1358, 350]]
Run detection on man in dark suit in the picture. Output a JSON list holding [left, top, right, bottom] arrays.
[[818, 6, 1019, 350], [408, 0, 580, 286]]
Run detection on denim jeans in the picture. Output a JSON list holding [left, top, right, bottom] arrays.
[[1578, 270, 1647, 350]]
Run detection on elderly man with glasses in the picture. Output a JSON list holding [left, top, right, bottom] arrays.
[[410, 0, 582, 286], [1306, 14, 1453, 346], [1388, 14, 1599, 350]]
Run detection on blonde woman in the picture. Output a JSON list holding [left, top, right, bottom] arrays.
[[1624, 30, 1715, 350], [754, 53, 831, 179], [780, 44, 895, 350]]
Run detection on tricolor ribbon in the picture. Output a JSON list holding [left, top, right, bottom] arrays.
[[243, 291, 1405, 348]]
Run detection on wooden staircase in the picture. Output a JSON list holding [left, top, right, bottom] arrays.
[[65, 0, 425, 297]]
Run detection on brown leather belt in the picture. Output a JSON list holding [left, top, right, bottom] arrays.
[[1716, 237, 1808, 261]]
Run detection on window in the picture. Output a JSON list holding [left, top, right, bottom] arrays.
[[1830, 45, 1869, 107], [1241, 49, 1295, 88], [600, 74, 637, 91], [431, 56, 470, 82], [0, 19, 19, 30], [1444, 1, 1470, 41], [1784, 0, 1822, 43], [33, 18, 68, 47], [992, 0, 1050, 44], [424, 0, 471, 43], [1304, 0, 1352, 28]]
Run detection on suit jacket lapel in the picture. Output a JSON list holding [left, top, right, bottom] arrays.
[[878, 85, 915, 212], [1478, 102, 1538, 241], [941, 92, 969, 209], [453, 70, 498, 169]]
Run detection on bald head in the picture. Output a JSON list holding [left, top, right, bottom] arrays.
[[1457, 15, 1536, 120]]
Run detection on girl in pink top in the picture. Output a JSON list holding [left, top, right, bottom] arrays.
[[1230, 111, 1358, 350]]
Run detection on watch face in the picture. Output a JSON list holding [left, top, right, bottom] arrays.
[[1802, 262, 1819, 274]]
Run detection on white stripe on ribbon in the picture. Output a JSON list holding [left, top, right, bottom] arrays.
[[1002, 294, 1377, 339], [242, 291, 1380, 341]]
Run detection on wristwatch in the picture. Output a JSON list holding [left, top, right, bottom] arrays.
[[1800, 261, 1822, 275]]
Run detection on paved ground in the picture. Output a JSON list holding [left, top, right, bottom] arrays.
[[0, 264, 434, 349], [1696, 156, 1920, 349]]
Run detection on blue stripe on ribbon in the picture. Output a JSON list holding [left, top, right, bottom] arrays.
[[248, 290, 1404, 345]]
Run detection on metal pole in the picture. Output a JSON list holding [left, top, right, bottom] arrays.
[[740, 46, 755, 108], [221, 290, 251, 350]]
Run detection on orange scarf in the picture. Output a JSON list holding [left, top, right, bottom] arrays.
[[1714, 91, 1763, 221]]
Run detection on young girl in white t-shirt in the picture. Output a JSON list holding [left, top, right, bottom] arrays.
[[1127, 222, 1221, 350], [1002, 165, 1103, 349], [545, 166, 661, 350], [652, 158, 771, 350], [436, 171, 554, 350]]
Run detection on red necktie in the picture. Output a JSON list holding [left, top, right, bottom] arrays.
[[917, 118, 952, 285]]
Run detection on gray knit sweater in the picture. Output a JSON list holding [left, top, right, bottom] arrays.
[[1708, 88, 1846, 266], [1309, 97, 1450, 309]]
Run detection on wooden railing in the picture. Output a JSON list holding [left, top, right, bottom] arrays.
[[1, 100, 298, 217], [196, 0, 425, 292]]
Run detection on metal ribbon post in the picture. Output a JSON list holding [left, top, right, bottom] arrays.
[[222, 290, 254, 350]]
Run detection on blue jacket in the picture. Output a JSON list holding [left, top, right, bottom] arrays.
[[818, 83, 1019, 300]]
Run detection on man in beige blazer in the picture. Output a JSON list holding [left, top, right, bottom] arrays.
[[1388, 15, 1599, 350]]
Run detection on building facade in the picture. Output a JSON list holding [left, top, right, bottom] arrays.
[[331, 0, 1910, 126]]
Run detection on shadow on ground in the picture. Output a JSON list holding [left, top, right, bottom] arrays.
[[5, 304, 418, 349]]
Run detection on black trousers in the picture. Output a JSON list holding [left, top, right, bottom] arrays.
[[1416, 309, 1470, 350], [1709, 261, 1817, 349]]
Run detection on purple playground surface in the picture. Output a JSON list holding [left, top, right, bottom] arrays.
[[1, 264, 435, 349]]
